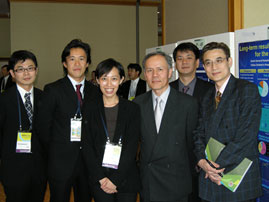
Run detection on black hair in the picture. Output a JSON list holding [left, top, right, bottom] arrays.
[[201, 42, 231, 63], [127, 63, 142, 76], [8, 50, 38, 71], [61, 39, 91, 74], [95, 58, 125, 79], [173, 42, 200, 62]]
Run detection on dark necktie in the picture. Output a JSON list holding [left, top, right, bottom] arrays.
[[215, 91, 222, 109], [182, 86, 189, 94], [76, 84, 83, 106], [24, 93, 33, 129]]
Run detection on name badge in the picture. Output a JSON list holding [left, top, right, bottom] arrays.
[[70, 118, 82, 142], [102, 142, 122, 169], [16, 131, 32, 153]]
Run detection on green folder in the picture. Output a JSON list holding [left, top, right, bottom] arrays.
[[205, 137, 225, 162], [205, 137, 253, 192], [221, 158, 252, 192]]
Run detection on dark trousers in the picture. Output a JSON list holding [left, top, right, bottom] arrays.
[[202, 200, 256, 202], [92, 183, 137, 202], [3, 177, 46, 202], [49, 153, 92, 202], [141, 196, 188, 202], [188, 174, 201, 202]]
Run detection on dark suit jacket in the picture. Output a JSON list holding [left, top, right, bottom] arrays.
[[119, 78, 146, 99], [82, 97, 140, 193], [0, 75, 15, 92], [170, 77, 214, 103], [36, 77, 100, 180], [193, 75, 262, 201], [134, 88, 198, 201], [0, 85, 46, 186]]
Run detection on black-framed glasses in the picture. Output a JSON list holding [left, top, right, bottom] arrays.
[[14, 66, 37, 73]]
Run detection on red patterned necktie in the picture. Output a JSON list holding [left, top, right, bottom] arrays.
[[76, 84, 82, 106]]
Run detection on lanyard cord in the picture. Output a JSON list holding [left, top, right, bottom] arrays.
[[16, 89, 23, 131], [100, 113, 122, 144], [74, 99, 81, 118]]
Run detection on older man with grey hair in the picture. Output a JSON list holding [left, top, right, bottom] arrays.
[[134, 51, 199, 202]]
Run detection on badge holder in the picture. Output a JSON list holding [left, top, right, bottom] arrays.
[[15, 90, 32, 153], [70, 100, 82, 142], [100, 114, 123, 169]]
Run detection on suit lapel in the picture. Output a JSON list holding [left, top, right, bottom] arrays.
[[113, 98, 125, 143], [209, 76, 236, 136], [62, 77, 78, 108], [149, 89, 175, 160]]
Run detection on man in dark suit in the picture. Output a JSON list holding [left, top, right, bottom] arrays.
[[170, 42, 213, 102], [0, 50, 46, 202], [0, 64, 15, 93], [170, 42, 214, 202], [36, 39, 100, 202], [194, 42, 262, 202], [120, 63, 146, 100], [134, 52, 198, 202]]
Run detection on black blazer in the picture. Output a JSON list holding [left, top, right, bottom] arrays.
[[0, 75, 15, 92], [36, 77, 100, 180], [194, 75, 262, 201], [119, 78, 146, 99], [0, 85, 46, 185], [170, 77, 214, 103], [82, 97, 140, 193], [134, 88, 198, 201]]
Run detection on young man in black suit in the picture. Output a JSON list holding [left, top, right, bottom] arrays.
[[37, 39, 100, 202], [170, 42, 213, 103], [0, 50, 46, 202], [119, 63, 146, 100], [194, 42, 262, 202], [0, 64, 15, 93], [134, 52, 198, 202]]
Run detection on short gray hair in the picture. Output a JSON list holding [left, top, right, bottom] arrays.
[[142, 51, 173, 69]]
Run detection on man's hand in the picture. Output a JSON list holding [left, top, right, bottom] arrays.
[[99, 177, 117, 194], [198, 159, 225, 185]]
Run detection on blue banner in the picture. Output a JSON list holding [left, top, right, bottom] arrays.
[[239, 40, 269, 194]]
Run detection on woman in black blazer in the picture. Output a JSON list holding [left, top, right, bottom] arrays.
[[82, 58, 141, 202]]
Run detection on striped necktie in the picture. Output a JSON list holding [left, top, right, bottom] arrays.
[[24, 93, 33, 130]]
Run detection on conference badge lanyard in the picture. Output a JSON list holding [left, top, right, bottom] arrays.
[[100, 114, 122, 169], [15, 90, 32, 153], [70, 99, 82, 142]]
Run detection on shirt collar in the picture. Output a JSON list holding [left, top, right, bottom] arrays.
[[16, 84, 34, 104], [216, 74, 231, 95], [152, 85, 170, 108], [67, 75, 85, 91], [131, 77, 139, 85]]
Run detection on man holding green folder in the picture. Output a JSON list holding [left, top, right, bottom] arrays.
[[194, 42, 262, 202]]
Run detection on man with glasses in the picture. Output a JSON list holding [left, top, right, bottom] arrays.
[[0, 50, 46, 202], [194, 42, 262, 202]]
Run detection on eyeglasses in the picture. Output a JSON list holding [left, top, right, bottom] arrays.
[[203, 57, 227, 68], [14, 66, 37, 73]]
